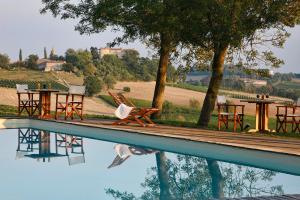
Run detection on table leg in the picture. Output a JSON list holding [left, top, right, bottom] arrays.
[[265, 103, 269, 131], [261, 103, 266, 131], [39, 92, 52, 119], [256, 104, 260, 131]]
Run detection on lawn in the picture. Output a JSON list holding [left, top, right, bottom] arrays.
[[1, 96, 298, 138]]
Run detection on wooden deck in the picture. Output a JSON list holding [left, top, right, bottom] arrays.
[[63, 119, 300, 157]]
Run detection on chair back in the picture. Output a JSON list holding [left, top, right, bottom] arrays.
[[108, 92, 135, 107], [296, 98, 300, 106], [16, 84, 28, 93], [217, 95, 227, 105], [69, 85, 86, 95]]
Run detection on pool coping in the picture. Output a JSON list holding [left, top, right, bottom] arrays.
[[1, 117, 300, 175]]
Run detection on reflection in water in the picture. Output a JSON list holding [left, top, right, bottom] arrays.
[[13, 129, 288, 199], [108, 144, 158, 168], [16, 128, 85, 165], [106, 153, 284, 200]]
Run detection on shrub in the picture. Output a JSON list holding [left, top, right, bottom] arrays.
[[123, 86, 131, 92], [189, 98, 200, 109], [0, 79, 68, 91], [84, 76, 103, 96], [62, 63, 75, 72], [0, 54, 10, 69]]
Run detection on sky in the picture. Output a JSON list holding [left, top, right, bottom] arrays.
[[0, 0, 299, 73]]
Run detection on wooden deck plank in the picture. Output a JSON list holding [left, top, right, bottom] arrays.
[[58, 119, 300, 157]]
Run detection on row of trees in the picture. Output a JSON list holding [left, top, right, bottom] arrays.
[[0, 53, 41, 69], [0, 47, 177, 96], [62, 48, 177, 95]]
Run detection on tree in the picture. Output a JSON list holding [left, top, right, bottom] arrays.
[[26, 54, 39, 69], [106, 154, 283, 200], [84, 76, 103, 96], [49, 48, 58, 60], [19, 49, 23, 62], [90, 47, 100, 60], [62, 63, 74, 72], [178, 0, 300, 127], [0, 53, 10, 69], [40, 0, 183, 118], [44, 47, 48, 59]]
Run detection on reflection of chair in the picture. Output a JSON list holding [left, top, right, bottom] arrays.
[[16, 84, 40, 116], [108, 144, 158, 168], [276, 99, 300, 133], [16, 128, 40, 159], [217, 96, 244, 132], [55, 134, 85, 165], [55, 85, 85, 120], [108, 92, 159, 127]]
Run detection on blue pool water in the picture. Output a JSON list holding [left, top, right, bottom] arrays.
[[0, 128, 299, 200]]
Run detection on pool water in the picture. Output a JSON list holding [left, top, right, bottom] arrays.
[[0, 128, 299, 200]]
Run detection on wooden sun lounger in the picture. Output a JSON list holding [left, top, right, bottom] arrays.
[[108, 91, 159, 127]]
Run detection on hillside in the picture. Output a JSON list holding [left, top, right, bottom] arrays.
[[0, 69, 294, 117], [110, 81, 285, 116], [0, 69, 83, 85]]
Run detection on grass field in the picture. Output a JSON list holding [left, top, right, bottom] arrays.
[[1, 102, 299, 138]]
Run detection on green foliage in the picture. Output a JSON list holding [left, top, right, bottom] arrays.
[[44, 47, 48, 59], [84, 76, 103, 96], [19, 49, 23, 62], [0, 53, 10, 69], [123, 86, 130, 92], [0, 79, 67, 91], [9, 61, 27, 69], [26, 54, 39, 69], [106, 155, 283, 200], [189, 98, 200, 109], [90, 46, 100, 60], [0, 105, 18, 116], [62, 63, 75, 72], [167, 83, 208, 93]]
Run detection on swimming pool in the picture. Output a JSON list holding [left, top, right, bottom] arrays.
[[0, 119, 299, 199]]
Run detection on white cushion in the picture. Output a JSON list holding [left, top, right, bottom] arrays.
[[16, 84, 28, 93], [217, 95, 227, 104], [69, 85, 85, 95]]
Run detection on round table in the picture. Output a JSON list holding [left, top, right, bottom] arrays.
[[240, 99, 275, 132]]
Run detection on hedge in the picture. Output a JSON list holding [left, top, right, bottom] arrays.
[[0, 79, 68, 91]]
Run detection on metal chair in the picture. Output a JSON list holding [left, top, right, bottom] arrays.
[[217, 95, 245, 132]]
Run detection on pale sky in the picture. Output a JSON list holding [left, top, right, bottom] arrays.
[[0, 0, 299, 73]]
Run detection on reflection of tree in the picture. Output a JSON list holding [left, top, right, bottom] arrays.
[[106, 154, 283, 200]]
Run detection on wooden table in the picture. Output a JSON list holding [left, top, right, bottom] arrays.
[[30, 89, 59, 119], [240, 99, 275, 132]]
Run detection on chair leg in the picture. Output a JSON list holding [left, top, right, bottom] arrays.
[[218, 115, 221, 131]]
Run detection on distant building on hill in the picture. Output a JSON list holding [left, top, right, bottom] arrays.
[[37, 59, 65, 72], [99, 48, 135, 58]]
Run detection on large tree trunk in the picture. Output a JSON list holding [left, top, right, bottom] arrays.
[[152, 33, 171, 118], [197, 45, 228, 127], [206, 159, 225, 199], [156, 152, 172, 200]]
